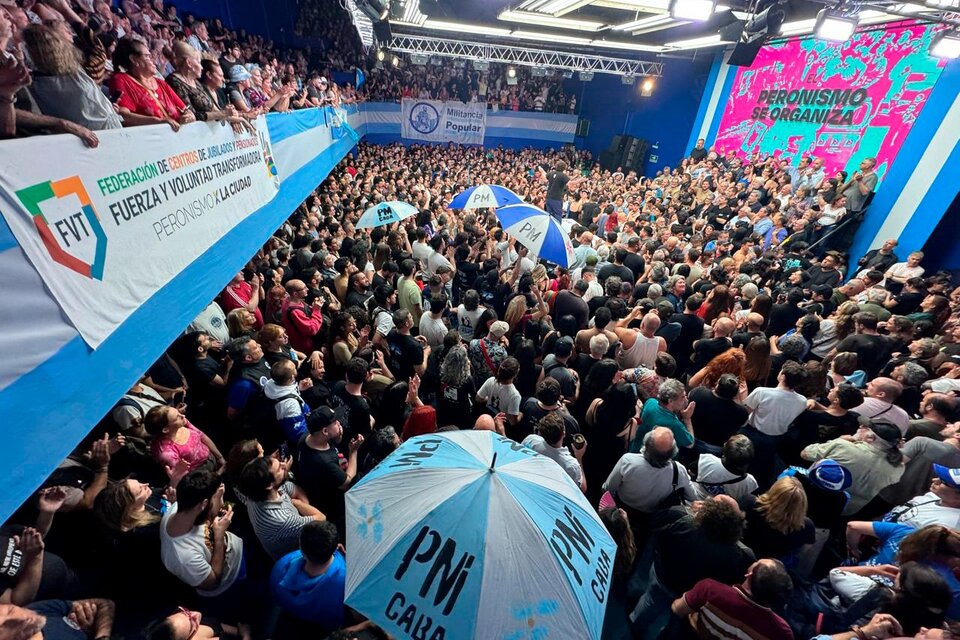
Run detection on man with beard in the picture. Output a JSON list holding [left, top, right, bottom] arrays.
[[296, 406, 364, 537]]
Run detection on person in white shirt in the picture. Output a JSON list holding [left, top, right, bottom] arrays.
[[693, 435, 759, 500], [522, 412, 587, 491], [455, 290, 485, 342], [741, 360, 809, 487], [883, 252, 925, 291], [425, 235, 455, 278], [160, 470, 244, 598], [883, 464, 960, 529], [476, 357, 522, 427], [603, 427, 696, 514], [858, 377, 911, 435], [419, 295, 449, 349]]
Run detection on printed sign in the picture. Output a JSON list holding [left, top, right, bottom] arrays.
[[0, 119, 279, 347], [401, 99, 486, 145]]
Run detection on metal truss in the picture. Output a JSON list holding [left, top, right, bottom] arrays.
[[385, 33, 665, 77]]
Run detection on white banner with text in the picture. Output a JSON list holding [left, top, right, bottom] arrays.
[[401, 99, 486, 145], [0, 119, 280, 347]]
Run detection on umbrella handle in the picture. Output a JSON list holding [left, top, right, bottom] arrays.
[[490, 452, 498, 471]]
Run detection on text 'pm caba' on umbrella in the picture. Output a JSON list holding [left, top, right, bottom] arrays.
[[345, 430, 616, 640], [356, 201, 419, 229]]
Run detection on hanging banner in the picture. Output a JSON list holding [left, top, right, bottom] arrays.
[[0, 119, 280, 348], [401, 99, 486, 145]]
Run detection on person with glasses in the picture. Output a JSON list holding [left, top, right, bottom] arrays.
[[143, 606, 245, 640]]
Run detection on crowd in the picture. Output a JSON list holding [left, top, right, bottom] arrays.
[[0, 0, 577, 146], [3, 129, 960, 640], [2, 3, 960, 638], [0, 0, 366, 145]]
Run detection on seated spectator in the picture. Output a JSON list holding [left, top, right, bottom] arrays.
[[22, 24, 122, 131], [166, 41, 246, 127], [108, 37, 196, 130]]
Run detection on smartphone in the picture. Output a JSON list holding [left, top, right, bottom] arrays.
[[172, 390, 185, 406], [278, 443, 289, 461]]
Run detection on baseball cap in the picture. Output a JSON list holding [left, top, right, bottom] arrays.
[[489, 321, 510, 339], [555, 336, 574, 358], [808, 459, 852, 492], [933, 464, 960, 490], [307, 406, 346, 432]]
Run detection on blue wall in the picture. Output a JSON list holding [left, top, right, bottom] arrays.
[[576, 56, 713, 175], [168, 0, 301, 46]]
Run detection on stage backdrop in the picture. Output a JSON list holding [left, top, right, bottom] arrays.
[[713, 22, 947, 181]]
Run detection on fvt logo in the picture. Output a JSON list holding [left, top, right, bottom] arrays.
[[16, 177, 107, 280]]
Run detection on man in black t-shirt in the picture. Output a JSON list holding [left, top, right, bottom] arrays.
[[331, 358, 373, 443], [541, 160, 583, 220], [669, 296, 705, 378], [296, 406, 363, 537], [834, 311, 893, 379], [387, 309, 428, 382], [622, 237, 646, 282]]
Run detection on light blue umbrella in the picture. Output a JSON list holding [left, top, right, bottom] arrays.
[[496, 203, 576, 267], [356, 200, 419, 229], [448, 184, 523, 210], [345, 430, 616, 640]]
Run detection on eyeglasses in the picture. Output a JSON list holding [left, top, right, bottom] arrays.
[[178, 607, 199, 639]]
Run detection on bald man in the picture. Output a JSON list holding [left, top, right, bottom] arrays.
[[732, 312, 767, 349], [614, 310, 667, 369], [474, 414, 505, 436], [690, 317, 735, 372], [858, 377, 911, 435], [603, 427, 696, 516]]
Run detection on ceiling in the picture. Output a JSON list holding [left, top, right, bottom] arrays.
[[386, 0, 949, 57]]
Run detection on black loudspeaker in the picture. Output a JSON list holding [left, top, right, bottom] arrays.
[[622, 136, 648, 172], [373, 20, 392, 43], [728, 40, 763, 67], [719, 20, 745, 42], [576, 118, 591, 137], [608, 134, 625, 153], [599, 150, 617, 171]]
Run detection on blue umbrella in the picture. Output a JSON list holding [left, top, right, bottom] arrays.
[[496, 203, 576, 267], [448, 184, 523, 210], [356, 201, 419, 229], [345, 430, 616, 640]]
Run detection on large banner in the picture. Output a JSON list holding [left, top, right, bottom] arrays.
[[0, 120, 280, 347], [401, 99, 486, 145], [713, 22, 946, 180]]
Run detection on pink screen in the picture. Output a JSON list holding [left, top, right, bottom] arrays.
[[713, 21, 947, 181]]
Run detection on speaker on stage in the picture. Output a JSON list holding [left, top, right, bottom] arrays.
[[728, 40, 763, 67], [576, 118, 591, 138], [373, 20, 392, 43]]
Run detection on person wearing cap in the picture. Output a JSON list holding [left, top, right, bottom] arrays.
[[883, 463, 960, 531], [782, 459, 854, 531], [296, 405, 363, 538], [802, 421, 905, 515], [468, 320, 509, 390], [227, 63, 257, 116]]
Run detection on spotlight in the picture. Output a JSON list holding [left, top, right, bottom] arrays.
[[621, 74, 635, 85], [507, 66, 517, 78], [930, 29, 960, 59], [924, 0, 954, 7], [391, 54, 400, 66], [640, 78, 655, 96], [814, 8, 858, 43], [669, 0, 717, 21], [376, 48, 386, 61], [578, 70, 594, 81]]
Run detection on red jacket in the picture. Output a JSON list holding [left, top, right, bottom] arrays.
[[281, 300, 322, 353]]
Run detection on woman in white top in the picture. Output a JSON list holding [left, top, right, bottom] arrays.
[[816, 194, 847, 227]]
